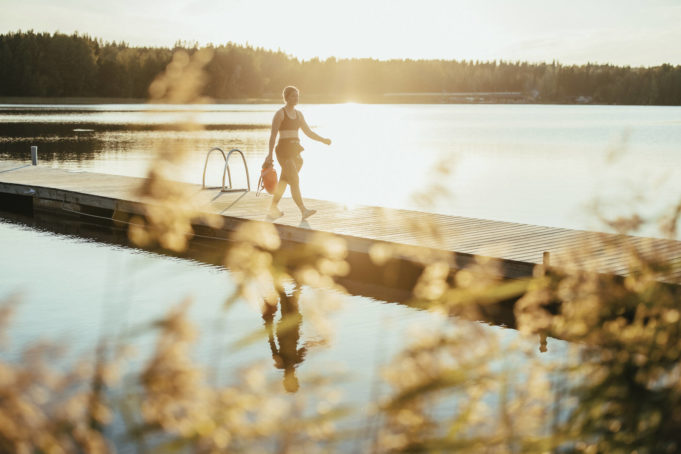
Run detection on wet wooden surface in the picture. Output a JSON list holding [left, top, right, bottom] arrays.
[[2, 160, 680, 282]]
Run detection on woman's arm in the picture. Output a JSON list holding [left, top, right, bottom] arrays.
[[267, 110, 283, 164], [299, 112, 331, 145]]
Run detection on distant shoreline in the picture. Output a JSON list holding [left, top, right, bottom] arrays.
[[3, 32, 679, 106], [2, 96, 676, 106]]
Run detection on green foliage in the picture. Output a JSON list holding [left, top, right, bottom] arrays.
[[1, 31, 681, 104]]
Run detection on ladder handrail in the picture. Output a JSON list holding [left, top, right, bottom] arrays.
[[222, 148, 251, 192], [202, 147, 227, 189], [202, 147, 251, 192]]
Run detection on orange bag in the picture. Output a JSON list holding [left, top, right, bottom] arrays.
[[258, 164, 278, 196]]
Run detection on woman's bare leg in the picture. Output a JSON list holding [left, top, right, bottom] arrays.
[[290, 156, 316, 218], [282, 160, 305, 211], [271, 179, 287, 207], [269, 179, 288, 218], [290, 179, 316, 219], [271, 158, 316, 219]]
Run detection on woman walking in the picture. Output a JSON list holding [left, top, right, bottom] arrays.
[[265, 86, 331, 220]]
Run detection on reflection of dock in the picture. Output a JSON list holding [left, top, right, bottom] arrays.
[[2, 160, 681, 286]]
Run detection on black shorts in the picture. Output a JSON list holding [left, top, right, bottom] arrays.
[[275, 139, 304, 166]]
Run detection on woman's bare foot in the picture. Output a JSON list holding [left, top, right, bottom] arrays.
[[301, 208, 317, 220], [268, 207, 284, 219]]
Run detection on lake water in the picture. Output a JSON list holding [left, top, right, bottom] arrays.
[[0, 213, 566, 449], [4, 102, 663, 447], [2, 103, 680, 237]]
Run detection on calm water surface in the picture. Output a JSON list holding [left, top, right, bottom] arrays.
[[0, 215, 566, 446], [1, 104, 672, 447], [2, 103, 680, 236]]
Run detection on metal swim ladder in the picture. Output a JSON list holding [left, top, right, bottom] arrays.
[[202, 147, 251, 192]]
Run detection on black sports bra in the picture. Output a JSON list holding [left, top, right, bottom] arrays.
[[280, 108, 301, 132]]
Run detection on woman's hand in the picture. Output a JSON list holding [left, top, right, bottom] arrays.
[[322, 138, 331, 146], [263, 154, 274, 168]]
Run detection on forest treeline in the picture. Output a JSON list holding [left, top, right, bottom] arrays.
[[1, 31, 680, 104]]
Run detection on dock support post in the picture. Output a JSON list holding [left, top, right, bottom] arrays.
[[539, 251, 551, 353], [31, 146, 38, 165], [542, 251, 551, 276]]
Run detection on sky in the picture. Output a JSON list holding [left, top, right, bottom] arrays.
[[2, 0, 680, 66]]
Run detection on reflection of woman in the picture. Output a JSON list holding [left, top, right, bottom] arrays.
[[262, 286, 307, 393], [265, 86, 331, 220]]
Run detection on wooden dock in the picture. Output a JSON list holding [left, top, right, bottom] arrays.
[[2, 160, 680, 284]]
